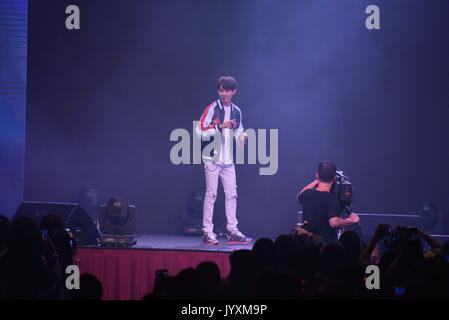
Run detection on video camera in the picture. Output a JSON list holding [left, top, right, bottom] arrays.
[[330, 169, 365, 239], [331, 170, 353, 208]]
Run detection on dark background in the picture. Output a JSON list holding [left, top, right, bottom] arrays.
[[25, 0, 449, 238]]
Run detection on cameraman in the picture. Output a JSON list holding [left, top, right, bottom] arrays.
[[297, 161, 359, 245]]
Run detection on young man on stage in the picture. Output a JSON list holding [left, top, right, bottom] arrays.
[[195, 76, 252, 245]]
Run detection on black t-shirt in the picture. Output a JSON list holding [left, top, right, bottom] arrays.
[[298, 189, 341, 244]]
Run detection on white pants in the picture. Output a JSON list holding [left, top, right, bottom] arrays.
[[202, 162, 238, 234]]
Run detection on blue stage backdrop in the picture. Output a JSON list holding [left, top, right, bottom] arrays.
[[0, 0, 27, 218], [25, 0, 449, 238]]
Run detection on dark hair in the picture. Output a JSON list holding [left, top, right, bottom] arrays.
[[339, 230, 361, 263], [8, 216, 41, 253], [72, 274, 103, 300], [317, 160, 337, 183], [217, 76, 237, 91]]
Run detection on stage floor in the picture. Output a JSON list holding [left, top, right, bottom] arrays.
[[79, 234, 254, 252]]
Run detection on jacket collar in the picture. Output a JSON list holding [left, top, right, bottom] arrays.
[[217, 99, 234, 111]]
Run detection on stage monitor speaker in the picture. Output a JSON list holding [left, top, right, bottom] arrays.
[[13, 201, 99, 245], [98, 201, 136, 235]]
